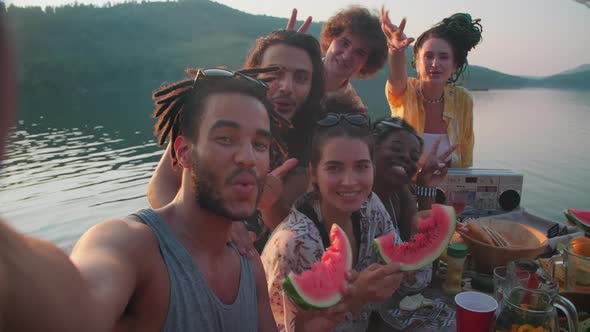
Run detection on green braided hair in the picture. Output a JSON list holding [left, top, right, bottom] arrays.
[[413, 13, 483, 83]]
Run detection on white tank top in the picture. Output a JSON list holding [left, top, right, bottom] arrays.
[[421, 133, 452, 164]]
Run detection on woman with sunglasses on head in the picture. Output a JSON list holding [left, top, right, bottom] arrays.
[[381, 9, 482, 168], [372, 117, 457, 241], [261, 112, 404, 332]]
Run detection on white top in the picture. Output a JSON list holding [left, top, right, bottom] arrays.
[[421, 133, 452, 164]]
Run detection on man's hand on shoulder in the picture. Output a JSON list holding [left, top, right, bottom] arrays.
[[229, 221, 257, 258]]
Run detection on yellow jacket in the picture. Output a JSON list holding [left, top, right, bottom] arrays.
[[385, 77, 474, 168]]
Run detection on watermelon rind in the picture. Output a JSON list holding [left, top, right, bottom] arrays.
[[565, 208, 590, 233], [281, 223, 353, 310], [564, 209, 578, 226], [374, 204, 456, 272], [282, 275, 341, 310], [373, 233, 398, 266]]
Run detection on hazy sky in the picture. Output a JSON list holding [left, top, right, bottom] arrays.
[[6, 0, 590, 76]]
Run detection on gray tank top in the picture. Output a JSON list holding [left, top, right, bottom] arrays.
[[133, 209, 258, 332]]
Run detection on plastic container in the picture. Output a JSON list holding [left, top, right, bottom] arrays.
[[443, 243, 468, 294]]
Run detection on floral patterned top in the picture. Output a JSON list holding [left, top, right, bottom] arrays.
[[260, 192, 401, 332]]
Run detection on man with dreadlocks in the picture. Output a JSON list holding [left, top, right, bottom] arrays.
[[0, 65, 279, 330], [148, 30, 325, 255]]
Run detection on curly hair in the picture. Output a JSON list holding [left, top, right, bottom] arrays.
[[244, 29, 325, 164], [413, 13, 483, 83], [320, 6, 388, 79]]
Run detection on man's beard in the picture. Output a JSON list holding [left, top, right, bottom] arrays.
[[191, 156, 263, 221]]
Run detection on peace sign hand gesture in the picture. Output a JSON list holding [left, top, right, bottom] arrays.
[[380, 6, 414, 52], [286, 8, 312, 34], [416, 137, 458, 187]]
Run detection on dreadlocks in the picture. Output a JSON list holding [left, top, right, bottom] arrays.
[[152, 67, 291, 165]]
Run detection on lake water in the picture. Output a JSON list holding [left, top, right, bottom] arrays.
[[1, 88, 589, 248]]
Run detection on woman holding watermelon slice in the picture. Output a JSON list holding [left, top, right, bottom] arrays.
[[372, 116, 457, 241], [371, 116, 460, 292], [261, 112, 405, 332]]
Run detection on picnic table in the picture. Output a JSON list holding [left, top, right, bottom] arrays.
[[370, 208, 583, 331]]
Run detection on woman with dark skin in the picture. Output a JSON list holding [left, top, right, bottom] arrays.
[[372, 117, 457, 241], [371, 117, 463, 289]]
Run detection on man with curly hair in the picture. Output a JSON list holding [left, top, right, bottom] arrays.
[[289, 6, 388, 113]]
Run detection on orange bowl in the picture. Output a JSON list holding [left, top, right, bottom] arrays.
[[460, 218, 549, 274]]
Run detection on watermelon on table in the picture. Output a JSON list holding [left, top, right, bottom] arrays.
[[282, 223, 353, 310], [564, 208, 590, 234], [374, 204, 456, 271]]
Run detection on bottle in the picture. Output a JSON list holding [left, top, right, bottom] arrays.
[[434, 247, 448, 279], [443, 243, 468, 294]]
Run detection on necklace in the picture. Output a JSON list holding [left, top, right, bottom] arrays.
[[417, 81, 444, 104], [417, 87, 444, 104]]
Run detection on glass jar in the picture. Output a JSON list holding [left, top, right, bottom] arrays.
[[443, 243, 468, 294]]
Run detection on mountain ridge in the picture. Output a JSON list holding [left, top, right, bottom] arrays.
[[7, 0, 589, 124]]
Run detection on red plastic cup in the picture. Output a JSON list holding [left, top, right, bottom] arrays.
[[454, 291, 498, 332]]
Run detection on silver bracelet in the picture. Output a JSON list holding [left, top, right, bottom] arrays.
[[414, 185, 437, 197]]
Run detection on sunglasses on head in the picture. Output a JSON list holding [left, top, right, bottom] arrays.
[[373, 117, 424, 145], [375, 117, 406, 130], [192, 67, 277, 90], [317, 112, 370, 128]]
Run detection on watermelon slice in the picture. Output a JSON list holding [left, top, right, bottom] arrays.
[[374, 204, 456, 271], [564, 208, 590, 234], [282, 223, 353, 310]]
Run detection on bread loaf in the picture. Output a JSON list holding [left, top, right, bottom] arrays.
[[465, 223, 494, 246]]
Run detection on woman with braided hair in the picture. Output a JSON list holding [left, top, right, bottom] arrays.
[[381, 10, 483, 169]]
